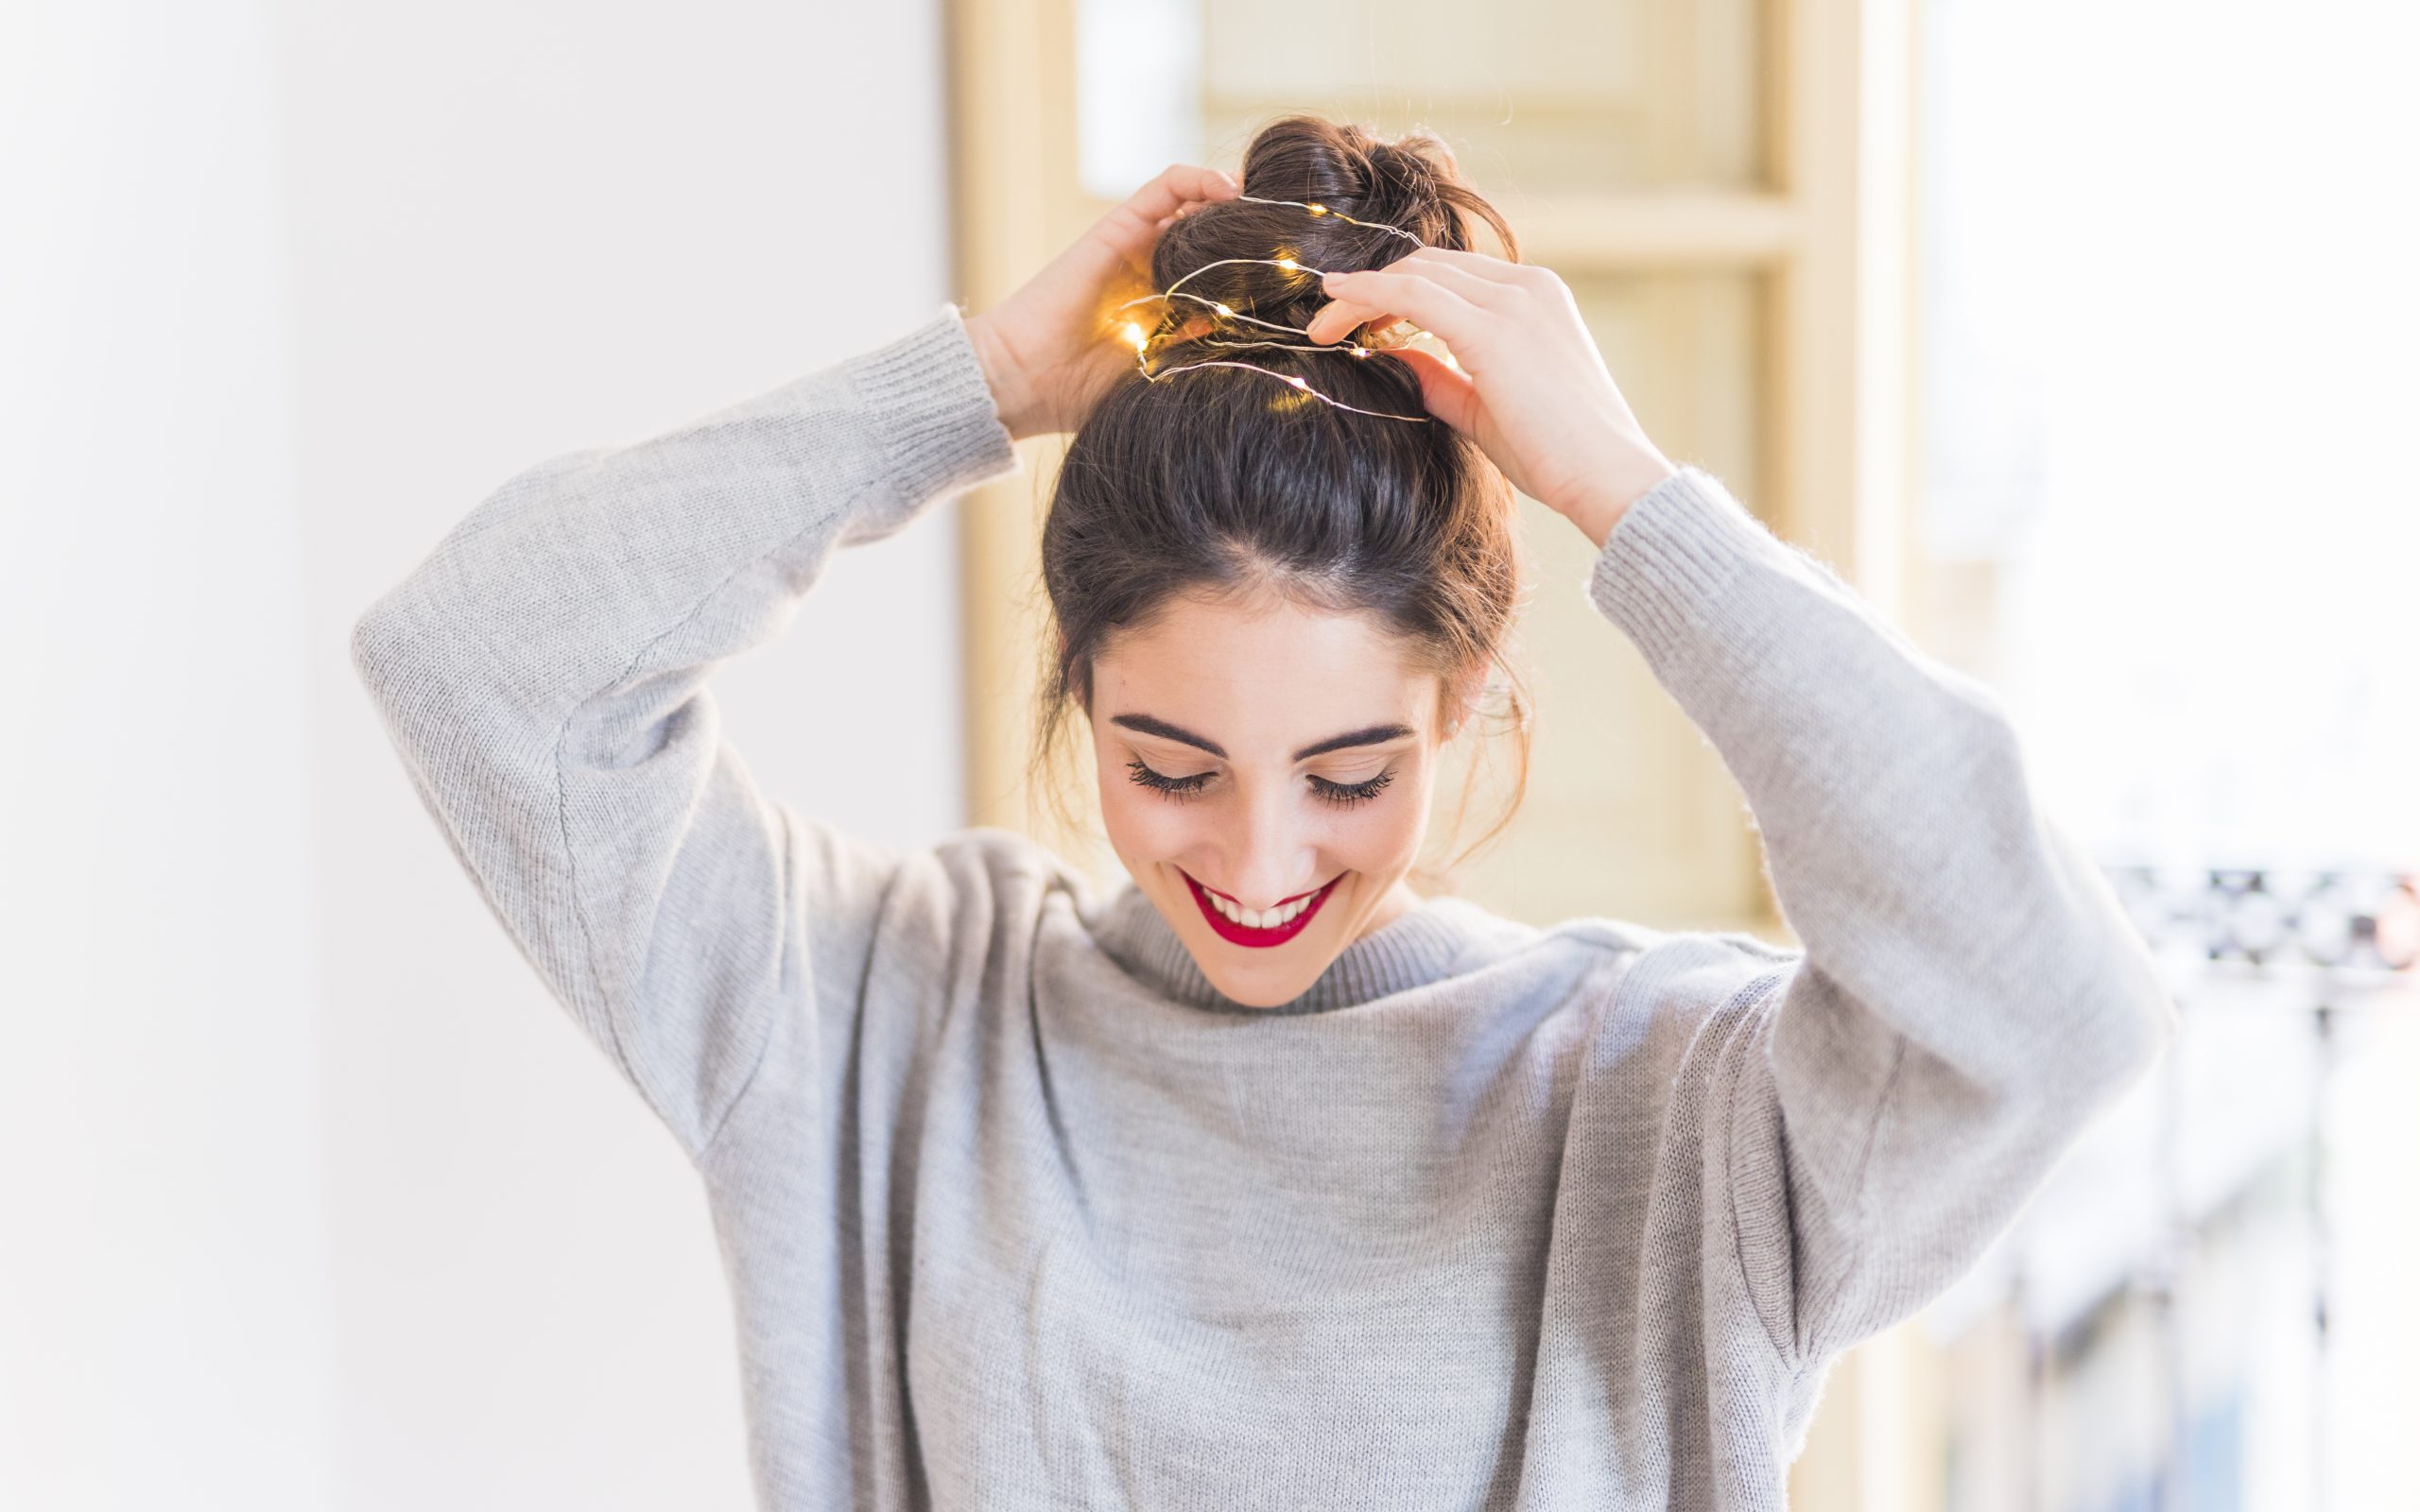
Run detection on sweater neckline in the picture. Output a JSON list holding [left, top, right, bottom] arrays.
[[1088, 878, 1484, 1014]]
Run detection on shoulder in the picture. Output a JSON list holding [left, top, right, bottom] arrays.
[[925, 823, 1094, 890], [1530, 919, 1802, 1097], [1518, 907, 1802, 1023], [1461, 898, 1795, 971], [1423, 895, 1799, 1019], [899, 824, 1103, 938], [780, 816, 1091, 955]]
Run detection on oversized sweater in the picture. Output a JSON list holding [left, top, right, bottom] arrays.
[[351, 300, 2177, 1510]]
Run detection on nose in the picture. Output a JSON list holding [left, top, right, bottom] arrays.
[[1220, 780, 1319, 910]]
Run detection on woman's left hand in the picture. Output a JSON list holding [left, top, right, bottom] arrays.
[[1305, 249, 1677, 547]]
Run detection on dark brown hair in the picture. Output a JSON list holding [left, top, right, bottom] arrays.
[[1028, 113, 1534, 888]]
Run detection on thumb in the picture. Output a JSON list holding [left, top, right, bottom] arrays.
[[1387, 346, 1478, 432]]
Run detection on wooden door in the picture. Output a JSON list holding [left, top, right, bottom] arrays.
[[946, 1, 1924, 1493]]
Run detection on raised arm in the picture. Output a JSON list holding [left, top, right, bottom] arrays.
[[350, 302, 1021, 1160], [1310, 247, 2175, 1366], [1586, 467, 2177, 1366]]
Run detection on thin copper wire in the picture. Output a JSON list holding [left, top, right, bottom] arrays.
[[1229, 193, 1426, 246], [1112, 194, 1440, 422]]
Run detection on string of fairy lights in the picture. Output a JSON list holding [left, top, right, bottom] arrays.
[[1111, 193, 1449, 422]]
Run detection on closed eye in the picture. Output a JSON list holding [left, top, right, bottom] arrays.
[[1126, 757, 1211, 802], [1125, 759, 1394, 810], [1308, 769, 1394, 808]]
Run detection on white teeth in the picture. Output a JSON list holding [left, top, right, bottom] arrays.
[[1202, 881, 1326, 930]]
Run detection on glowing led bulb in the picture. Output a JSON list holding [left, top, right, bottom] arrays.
[[1100, 198, 1435, 421]]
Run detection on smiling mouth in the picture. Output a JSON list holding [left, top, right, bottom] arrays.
[[1181, 869, 1342, 949]]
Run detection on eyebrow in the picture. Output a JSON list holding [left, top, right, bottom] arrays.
[[1109, 713, 1417, 764]]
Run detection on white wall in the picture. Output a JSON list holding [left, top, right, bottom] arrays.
[[3, 3, 970, 1507], [0, 7, 337, 1506]]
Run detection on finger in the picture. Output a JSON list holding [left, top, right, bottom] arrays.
[[1310, 243, 1530, 343], [1107, 163, 1242, 277], [1319, 266, 1488, 354], [1305, 301, 1400, 345], [1387, 345, 1480, 432], [1120, 163, 1243, 231], [1358, 253, 1525, 313], [1375, 244, 1535, 287]]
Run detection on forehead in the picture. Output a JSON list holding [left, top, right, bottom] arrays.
[[1091, 592, 1437, 736]]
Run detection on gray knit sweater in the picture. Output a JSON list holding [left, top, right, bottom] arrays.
[[352, 301, 2176, 1509]]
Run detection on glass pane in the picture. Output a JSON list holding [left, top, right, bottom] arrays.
[[1437, 271, 1772, 933], [1078, 0, 1771, 202], [1910, 0, 2419, 871], [1909, 0, 2420, 1506]]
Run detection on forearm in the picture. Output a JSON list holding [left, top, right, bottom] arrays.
[[353, 303, 1019, 748], [1561, 453, 1675, 551], [1589, 468, 2173, 1094], [348, 302, 1021, 1155], [1594, 467, 2175, 1358]]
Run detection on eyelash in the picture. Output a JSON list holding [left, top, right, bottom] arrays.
[[1124, 758, 1396, 810]]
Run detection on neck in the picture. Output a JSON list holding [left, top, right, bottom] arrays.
[[1350, 875, 1426, 944]]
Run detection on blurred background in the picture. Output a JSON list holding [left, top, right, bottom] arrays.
[[3, 0, 2412, 1507]]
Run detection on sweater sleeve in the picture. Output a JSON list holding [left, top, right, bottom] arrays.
[[1584, 467, 2178, 1367], [350, 301, 1022, 1161]]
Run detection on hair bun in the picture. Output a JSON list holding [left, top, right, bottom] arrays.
[[1143, 114, 1519, 358], [1360, 137, 1444, 230], [1237, 114, 1515, 265]]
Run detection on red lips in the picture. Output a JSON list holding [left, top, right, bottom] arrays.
[[1182, 869, 1340, 949]]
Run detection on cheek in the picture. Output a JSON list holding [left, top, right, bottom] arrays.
[[1356, 764, 1440, 867], [1096, 770, 1199, 855], [1348, 796, 1428, 867]]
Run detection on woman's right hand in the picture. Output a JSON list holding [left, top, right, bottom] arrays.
[[965, 163, 1243, 441], [1305, 248, 1676, 547]]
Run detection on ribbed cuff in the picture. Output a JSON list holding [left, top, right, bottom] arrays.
[[846, 301, 1022, 515], [1583, 466, 1829, 667]]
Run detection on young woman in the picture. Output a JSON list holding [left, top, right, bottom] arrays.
[[354, 116, 2175, 1509]]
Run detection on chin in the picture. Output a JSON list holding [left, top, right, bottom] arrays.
[[1176, 919, 1332, 1008], [1162, 868, 1351, 1010], [1196, 958, 1322, 1010]]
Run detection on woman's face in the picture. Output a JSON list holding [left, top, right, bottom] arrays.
[[1084, 589, 1463, 1009]]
